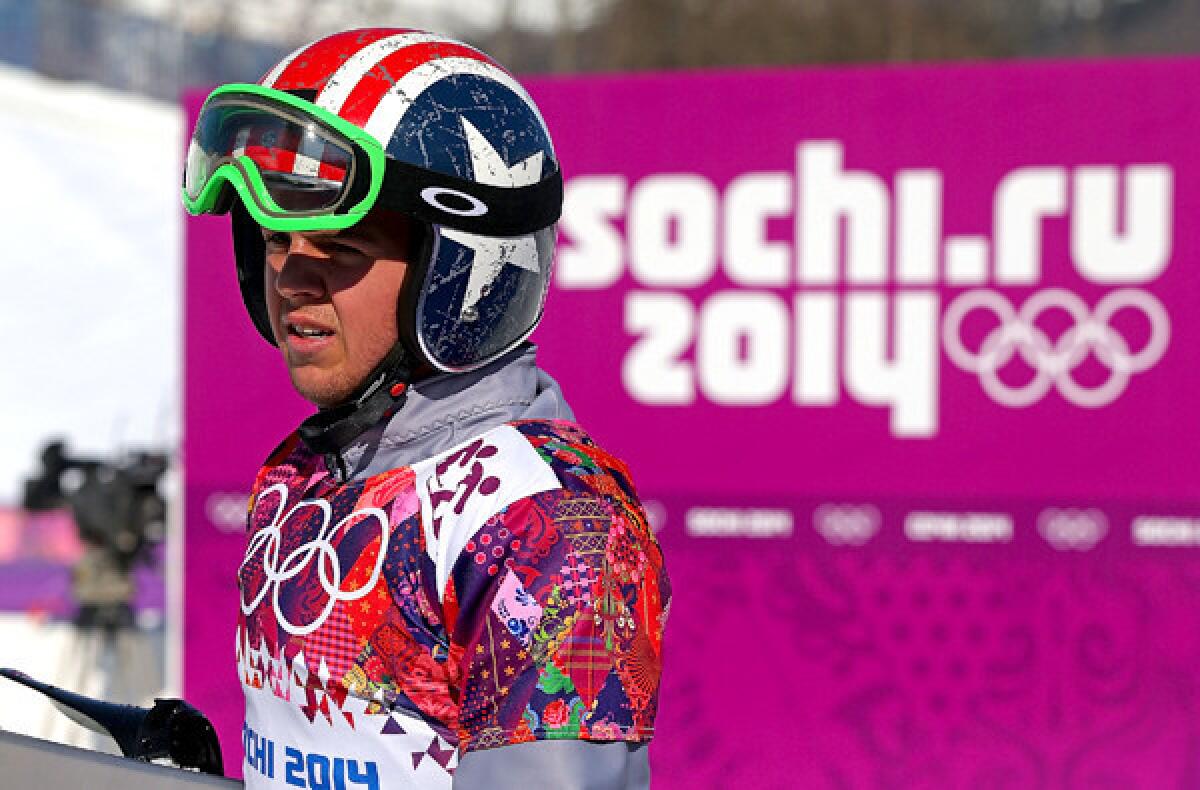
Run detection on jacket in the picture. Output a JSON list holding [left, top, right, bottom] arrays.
[[237, 345, 669, 789]]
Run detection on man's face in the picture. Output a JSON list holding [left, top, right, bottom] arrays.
[[262, 209, 414, 408]]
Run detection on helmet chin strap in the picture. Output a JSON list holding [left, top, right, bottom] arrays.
[[297, 343, 413, 456]]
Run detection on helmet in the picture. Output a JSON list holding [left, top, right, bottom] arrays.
[[183, 29, 562, 451]]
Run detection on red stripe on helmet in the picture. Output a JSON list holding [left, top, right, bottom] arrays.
[[317, 160, 348, 182], [269, 29, 416, 93], [334, 41, 500, 127], [243, 142, 297, 175]]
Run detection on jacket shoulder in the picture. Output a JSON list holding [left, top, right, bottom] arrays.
[[248, 431, 309, 494], [507, 419, 642, 504]]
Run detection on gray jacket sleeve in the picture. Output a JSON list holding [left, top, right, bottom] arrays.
[[453, 740, 650, 790]]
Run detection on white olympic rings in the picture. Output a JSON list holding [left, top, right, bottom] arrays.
[[942, 288, 1169, 409], [239, 483, 390, 636]]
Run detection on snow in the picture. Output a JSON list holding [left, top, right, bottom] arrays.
[[0, 64, 183, 504]]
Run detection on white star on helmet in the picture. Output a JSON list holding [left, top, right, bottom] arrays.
[[441, 117, 544, 321]]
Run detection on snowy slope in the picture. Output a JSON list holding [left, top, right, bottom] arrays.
[[0, 64, 182, 503]]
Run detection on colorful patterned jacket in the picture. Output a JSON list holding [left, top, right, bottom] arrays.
[[236, 346, 670, 789]]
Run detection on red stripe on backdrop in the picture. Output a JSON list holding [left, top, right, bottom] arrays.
[[270, 29, 412, 93], [332, 42, 498, 128]]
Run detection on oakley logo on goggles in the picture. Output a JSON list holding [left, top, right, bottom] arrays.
[[182, 83, 562, 235]]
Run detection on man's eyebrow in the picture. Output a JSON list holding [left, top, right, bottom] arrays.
[[257, 226, 370, 242], [330, 228, 374, 243], [315, 228, 358, 241]]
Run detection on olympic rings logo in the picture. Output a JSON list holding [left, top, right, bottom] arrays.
[[239, 484, 390, 636], [206, 492, 250, 533], [813, 504, 880, 546], [1037, 508, 1108, 552], [942, 288, 1169, 408]]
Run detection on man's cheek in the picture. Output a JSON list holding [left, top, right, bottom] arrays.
[[262, 296, 283, 344]]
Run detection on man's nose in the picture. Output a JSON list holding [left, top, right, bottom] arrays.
[[272, 235, 328, 299]]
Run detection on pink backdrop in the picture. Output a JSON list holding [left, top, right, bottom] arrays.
[[186, 59, 1200, 786]]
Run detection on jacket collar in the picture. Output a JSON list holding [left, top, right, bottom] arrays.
[[327, 343, 573, 481]]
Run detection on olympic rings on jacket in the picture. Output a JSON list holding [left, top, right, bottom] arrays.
[[239, 483, 391, 636], [942, 288, 1169, 408]]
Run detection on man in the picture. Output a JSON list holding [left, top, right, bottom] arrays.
[[182, 28, 669, 789]]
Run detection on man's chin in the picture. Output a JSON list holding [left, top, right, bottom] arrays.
[[287, 369, 358, 409]]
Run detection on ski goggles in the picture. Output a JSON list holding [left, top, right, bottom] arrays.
[[182, 83, 562, 234]]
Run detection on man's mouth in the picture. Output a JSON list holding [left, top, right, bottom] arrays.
[[284, 316, 335, 338], [288, 324, 334, 338], [282, 316, 336, 350]]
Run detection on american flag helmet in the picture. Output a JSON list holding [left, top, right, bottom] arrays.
[[226, 28, 562, 374]]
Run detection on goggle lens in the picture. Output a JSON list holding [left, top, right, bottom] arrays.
[[185, 99, 355, 214]]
